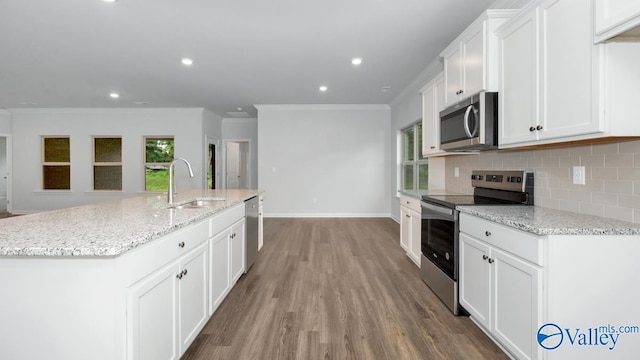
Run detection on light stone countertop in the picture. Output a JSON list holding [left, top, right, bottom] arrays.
[[0, 189, 263, 257], [457, 205, 640, 236]]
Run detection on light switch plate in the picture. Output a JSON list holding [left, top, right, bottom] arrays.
[[573, 166, 586, 185]]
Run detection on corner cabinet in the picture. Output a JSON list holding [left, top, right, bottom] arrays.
[[399, 195, 421, 267], [459, 211, 640, 360], [440, 10, 516, 107], [460, 214, 544, 360], [498, 0, 640, 149], [594, 0, 640, 42]]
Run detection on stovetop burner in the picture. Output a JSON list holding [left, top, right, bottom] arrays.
[[421, 170, 534, 209]]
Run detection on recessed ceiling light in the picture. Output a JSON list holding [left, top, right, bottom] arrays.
[[102, 0, 118, 3], [133, 101, 148, 105], [351, 57, 363, 66], [109, 92, 119, 99], [319, 86, 328, 92], [18, 102, 38, 106], [381, 86, 391, 92], [237, 107, 242, 111], [181, 58, 193, 66]]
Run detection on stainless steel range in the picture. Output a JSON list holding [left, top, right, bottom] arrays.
[[420, 170, 533, 315]]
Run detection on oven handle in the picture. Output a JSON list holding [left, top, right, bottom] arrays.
[[421, 201, 454, 218]]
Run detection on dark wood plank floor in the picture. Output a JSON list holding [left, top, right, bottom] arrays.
[[182, 218, 509, 360]]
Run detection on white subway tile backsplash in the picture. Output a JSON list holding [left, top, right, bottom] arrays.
[[605, 153, 633, 168], [444, 139, 640, 224]]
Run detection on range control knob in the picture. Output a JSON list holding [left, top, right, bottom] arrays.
[[471, 175, 483, 180]]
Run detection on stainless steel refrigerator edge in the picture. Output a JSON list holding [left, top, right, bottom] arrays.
[[245, 196, 259, 271]]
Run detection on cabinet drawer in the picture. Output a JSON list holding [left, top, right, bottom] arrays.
[[210, 202, 245, 236], [459, 213, 544, 266], [118, 220, 209, 286], [400, 195, 422, 213]]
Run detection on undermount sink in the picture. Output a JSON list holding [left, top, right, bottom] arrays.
[[171, 198, 226, 209]]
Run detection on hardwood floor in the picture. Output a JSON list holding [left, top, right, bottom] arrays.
[[182, 218, 508, 360]]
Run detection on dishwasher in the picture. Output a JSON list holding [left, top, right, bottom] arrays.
[[244, 196, 259, 272]]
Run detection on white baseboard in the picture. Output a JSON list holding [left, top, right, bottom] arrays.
[[265, 212, 392, 218]]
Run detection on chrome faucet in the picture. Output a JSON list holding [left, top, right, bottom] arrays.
[[168, 158, 194, 205]]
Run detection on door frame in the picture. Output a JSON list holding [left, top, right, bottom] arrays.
[[222, 139, 251, 189], [204, 136, 219, 190], [0, 134, 12, 212]]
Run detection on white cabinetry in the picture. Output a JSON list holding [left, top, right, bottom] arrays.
[[459, 214, 542, 360], [127, 222, 210, 360], [258, 195, 264, 251], [399, 195, 421, 267], [594, 0, 640, 42], [420, 73, 448, 156], [441, 10, 516, 107], [498, 0, 640, 148], [208, 202, 246, 316]]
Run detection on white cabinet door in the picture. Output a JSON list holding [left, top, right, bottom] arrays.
[[128, 263, 179, 360], [595, 0, 640, 41], [209, 229, 231, 315], [399, 206, 410, 253], [540, 0, 602, 140], [462, 24, 485, 97], [421, 74, 447, 157], [492, 248, 542, 360], [178, 242, 209, 355], [409, 208, 422, 267], [230, 219, 245, 284], [459, 233, 491, 330], [499, 8, 540, 147], [443, 45, 463, 106]]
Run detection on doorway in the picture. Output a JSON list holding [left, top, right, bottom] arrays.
[[0, 135, 10, 212], [206, 137, 219, 189], [225, 140, 250, 189]]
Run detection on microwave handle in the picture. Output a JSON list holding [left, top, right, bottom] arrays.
[[463, 105, 474, 138]]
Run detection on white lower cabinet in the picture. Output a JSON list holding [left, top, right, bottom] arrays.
[[230, 219, 246, 284], [209, 229, 231, 315], [128, 241, 208, 360], [460, 214, 542, 360], [399, 195, 421, 267]]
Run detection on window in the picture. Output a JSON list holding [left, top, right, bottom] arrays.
[[93, 137, 122, 191], [144, 137, 174, 192], [401, 122, 428, 192], [42, 136, 71, 190]]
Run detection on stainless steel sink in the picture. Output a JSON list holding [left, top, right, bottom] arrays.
[[171, 198, 226, 209]]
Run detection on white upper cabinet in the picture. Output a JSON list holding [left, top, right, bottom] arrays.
[[420, 73, 447, 156], [498, 0, 640, 148], [594, 0, 640, 42], [441, 10, 517, 107]]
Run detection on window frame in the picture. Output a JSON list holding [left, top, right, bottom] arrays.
[[41, 136, 71, 190], [143, 136, 175, 192], [92, 136, 123, 191], [400, 122, 428, 193]]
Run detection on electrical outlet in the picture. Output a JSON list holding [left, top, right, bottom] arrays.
[[573, 166, 586, 185]]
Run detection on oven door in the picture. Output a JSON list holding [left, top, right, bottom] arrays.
[[421, 201, 459, 280]]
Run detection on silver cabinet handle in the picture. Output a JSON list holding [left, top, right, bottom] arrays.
[[178, 241, 185, 248], [482, 255, 488, 260], [529, 126, 536, 132], [488, 258, 495, 264], [536, 125, 543, 131], [485, 231, 491, 237]]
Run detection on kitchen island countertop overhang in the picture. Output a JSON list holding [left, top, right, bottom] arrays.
[[0, 189, 264, 257]]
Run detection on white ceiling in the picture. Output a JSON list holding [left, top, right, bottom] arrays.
[[0, 0, 495, 117]]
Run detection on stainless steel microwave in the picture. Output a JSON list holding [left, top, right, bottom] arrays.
[[439, 91, 498, 151]]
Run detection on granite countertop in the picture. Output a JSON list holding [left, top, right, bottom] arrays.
[[0, 189, 263, 257], [457, 205, 640, 236]]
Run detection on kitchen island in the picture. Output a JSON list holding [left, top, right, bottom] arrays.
[[0, 189, 263, 360]]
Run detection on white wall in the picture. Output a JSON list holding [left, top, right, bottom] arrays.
[[222, 118, 258, 189], [0, 109, 11, 133], [257, 105, 391, 217], [10, 108, 209, 213]]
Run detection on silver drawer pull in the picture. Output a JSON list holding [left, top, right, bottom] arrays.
[[488, 258, 495, 264], [485, 231, 491, 237], [178, 241, 185, 248], [482, 255, 488, 261]]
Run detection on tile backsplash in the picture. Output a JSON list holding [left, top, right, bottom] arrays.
[[444, 139, 640, 224]]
